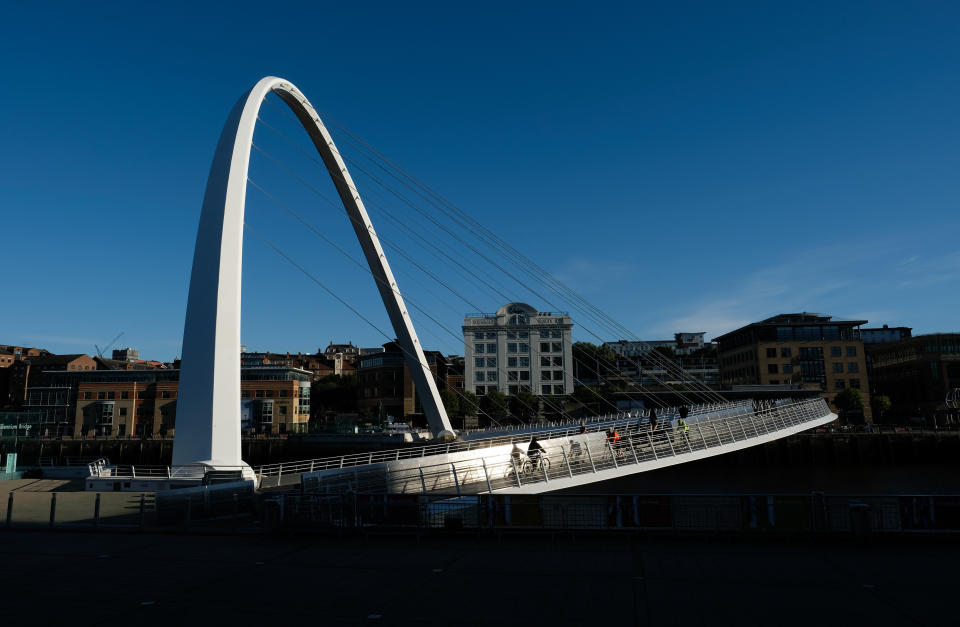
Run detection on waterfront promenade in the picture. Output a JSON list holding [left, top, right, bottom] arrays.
[[0, 530, 954, 626]]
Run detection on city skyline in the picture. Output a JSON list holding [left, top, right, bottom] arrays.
[[2, 2, 958, 361]]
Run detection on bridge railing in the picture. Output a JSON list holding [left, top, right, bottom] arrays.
[[300, 397, 833, 494], [255, 398, 795, 481]]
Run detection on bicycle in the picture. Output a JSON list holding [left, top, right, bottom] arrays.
[[503, 453, 551, 480]]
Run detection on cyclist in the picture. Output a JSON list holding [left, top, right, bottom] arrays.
[[527, 437, 545, 469]]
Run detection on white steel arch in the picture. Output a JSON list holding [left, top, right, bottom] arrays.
[[172, 77, 453, 468]]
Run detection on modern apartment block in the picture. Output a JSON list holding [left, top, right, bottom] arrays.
[[714, 313, 871, 421], [463, 302, 573, 397]]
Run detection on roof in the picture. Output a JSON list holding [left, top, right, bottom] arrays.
[[714, 313, 868, 342], [26, 354, 91, 366]]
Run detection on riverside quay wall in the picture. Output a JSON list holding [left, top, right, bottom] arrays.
[[3, 431, 960, 475]]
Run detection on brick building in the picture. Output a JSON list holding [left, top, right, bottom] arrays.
[[58, 365, 311, 437], [357, 341, 452, 422]]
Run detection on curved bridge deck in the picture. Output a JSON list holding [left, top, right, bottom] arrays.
[[262, 398, 834, 494]]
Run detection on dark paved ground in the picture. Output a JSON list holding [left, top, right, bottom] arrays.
[[0, 530, 954, 626]]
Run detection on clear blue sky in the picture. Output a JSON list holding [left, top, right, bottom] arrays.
[[1, 1, 958, 360]]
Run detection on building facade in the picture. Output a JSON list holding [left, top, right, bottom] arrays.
[[861, 325, 913, 344], [63, 366, 311, 437], [714, 313, 871, 421], [868, 333, 960, 424], [357, 341, 451, 421], [463, 303, 573, 397]]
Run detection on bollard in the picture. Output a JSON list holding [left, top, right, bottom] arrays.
[[49, 493, 57, 528], [138, 493, 146, 531], [93, 493, 101, 529], [6, 492, 12, 527]]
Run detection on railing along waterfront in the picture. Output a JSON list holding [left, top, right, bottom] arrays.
[[296, 398, 833, 494], [255, 399, 767, 482]]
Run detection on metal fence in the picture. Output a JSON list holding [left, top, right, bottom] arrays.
[[273, 491, 959, 536]]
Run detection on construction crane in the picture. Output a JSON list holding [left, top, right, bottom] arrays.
[[95, 331, 124, 359]]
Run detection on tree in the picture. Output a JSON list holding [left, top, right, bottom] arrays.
[[871, 395, 892, 423], [480, 390, 509, 426], [833, 388, 864, 424], [439, 389, 460, 419], [572, 342, 618, 382], [458, 390, 479, 428], [510, 389, 539, 423]]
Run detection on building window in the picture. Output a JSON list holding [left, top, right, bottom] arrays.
[[119, 407, 127, 417], [540, 356, 550, 367], [518, 343, 529, 353], [508, 371, 519, 381], [846, 346, 857, 357], [475, 372, 485, 382], [766, 348, 776, 358], [553, 370, 563, 381], [486, 343, 497, 353], [552, 342, 562, 353], [279, 405, 287, 415], [161, 391, 170, 399], [108, 391, 115, 400], [508, 357, 517, 368], [519, 371, 529, 381], [552, 356, 563, 366], [834, 379, 846, 389], [475, 386, 485, 395], [486, 358, 496, 368], [84, 392, 92, 400], [507, 343, 517, 354], [509, 385, 519, 395], [98, 392, 106, 400], [781, 347, 792, 358], [475, 358, 484, 368], [553, 384, 564, 395], [832, 363, 844, 373], [848, 363, 859, 373], [540, 343, 550, 353], [783, 364, 793, 374], [831, 346, 842, 357], [486, 371, 497, 382], [486, 333, 497, 340], [256, 390, 265, 398], [474, 332, 484, 340], [768, 364, 778, 374], [241, 390, 250, 398], [542, 371, 552, 381], [120, 391, 128, 400], [850, 378, 861, 389], [475, 343, 485, 354], [542, 385, 552, 395], [519, 357, 529, 367]]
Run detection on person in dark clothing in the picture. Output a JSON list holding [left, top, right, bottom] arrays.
[[649, 407, 658, 431], [527, 437, 545, 469], [579, 420, 587, 434]]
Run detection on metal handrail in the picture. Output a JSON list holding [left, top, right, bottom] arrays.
[[301, 397, 833, 494], [255, 398, 782, 479]]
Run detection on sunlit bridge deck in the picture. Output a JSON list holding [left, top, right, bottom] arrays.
[[257, 398, 834, 494]]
